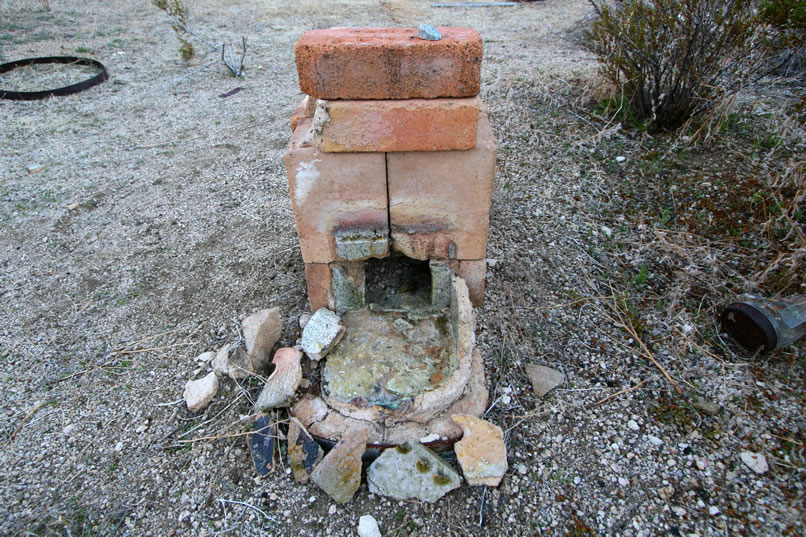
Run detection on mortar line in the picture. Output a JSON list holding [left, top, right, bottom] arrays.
[[385, 152, 391, 240]]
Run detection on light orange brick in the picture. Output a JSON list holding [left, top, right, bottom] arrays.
[[455, 260, 487, 307], [294, 27, 482, 100], [313, 97, 480, 153], [387, 112, 496, 261], [284, 119, 388, 264], [305, 263, 334, 312]]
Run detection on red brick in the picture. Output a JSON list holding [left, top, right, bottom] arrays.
[[313, 97, 480, 153], [305, 263, 334, 311], [289, 95, 316, 133], [387, 112, 496, 261], [284, 119, 388, 264], [295, 27, 482, 100]]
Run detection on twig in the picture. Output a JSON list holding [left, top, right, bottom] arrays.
[[155, 398, 185, 407], [216, 499, 277, 524], [586, 379, 650, 408], [7, 400, 50, 443], [478, 487, 487, 527], [110, 342, 194, 357]]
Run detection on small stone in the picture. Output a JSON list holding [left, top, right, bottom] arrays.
[[486, 258, 498, 267], [417, 24, 441, 41], [672, 506, 686, 517], [739, 451, 769, 474], [195, 351, 215, 364], [66, 202, 79, 211], [311, 427, 368, 504], [242, 308, 283, 370], [254, 348, 303, 412], [393, 318, 414, 334], [287, 417, 324, 484], [691, 397, 720, 416], [183, 372, 219, 413], [708, 506, 721, 516], [615, 156, 626, 163], [524, 364, 564, 397], [419, 433, 440, 444], [618, 477, 629, 487], [27, 163, 43, 174], [62, 424, 77, 436], [211, 344, 231, 376], [367, 441, 461, 502], [695, 457, 708, 470], [658, 485, 674, 500], [646, 435, 663, 446], [600, 225, 613, 237], [516, 463, 527, 475], [357, 514, 382, 537], [452, 415, 508, 487], [135, 424, 148, 434], [301, 308, 345, 361], [248, 415, 276, 476], [328, 504, 337, 515], [299, 313, 312, 330], [627, 419, 640, 431], [114, 441, 124, 452]]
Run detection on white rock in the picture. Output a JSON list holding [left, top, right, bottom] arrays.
[[615, 156, 626, 163], [114, 441, 124, 452], [672, 506, 686, 517], [618, 477, 629, 487], [627, 419, 639, 431], [328, 504, 337, 515], [357, 515, 382, 537], [419, 433, 440, 444], [62, 424, 77, 436], [183, 372, 219, 413], [135, 424, 148, 434], [486, 258, 498, 267], [646, 435, 663, 446], [301, 308, 345, 361], [195, 351, 215, 364], [516, 463, 528, 475], [708, 506, 721, 516], [739, 451, 769, 474]]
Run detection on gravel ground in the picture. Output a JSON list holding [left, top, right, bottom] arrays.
[[1, 1, 803, 536]]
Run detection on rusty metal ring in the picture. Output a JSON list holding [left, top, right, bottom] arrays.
[[0, 56, 109, 101]]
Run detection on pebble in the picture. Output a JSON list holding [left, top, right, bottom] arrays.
[[299, 313, 312, 330], [709, 506, 721, 516], [417, 23, 441, 41], [194, 351, 215, 364], [357, 514, 382, 537], [618, 477, 629, 487], [516, 463, 527, 475], [739, 451, 769, 474], [601, 225, 613, 237], [646, 435, 663, 446], [615, 156, 626, 163], [328, 504, 337, 515], [114, 441, 124, 452], [627, 419, 639, 431]]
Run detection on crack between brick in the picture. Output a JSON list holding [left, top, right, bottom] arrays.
[[384, 152, 392, 243]]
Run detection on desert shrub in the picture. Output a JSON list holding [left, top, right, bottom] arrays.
[[759, 0, 805, 73], [583, 0, 766, 132], [152, 0, 195, 61]]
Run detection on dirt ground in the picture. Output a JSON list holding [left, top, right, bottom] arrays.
[[1, 0, 804, 536]]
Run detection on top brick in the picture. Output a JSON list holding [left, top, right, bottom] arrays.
[[295, 27, 482, 100]]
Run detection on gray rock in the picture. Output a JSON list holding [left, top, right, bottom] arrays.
[[211, 344, 231, 376], [417, 24, 442, 41], [367, 441, 461, 502], [287, 417, 324, 483], [301, 308, 345, 360], [311, 427, 368, 504], [334, 228, 388, 261], [692, 396, 720, 416], [524, 363, 564, 397], [183, 372, 218, 413]]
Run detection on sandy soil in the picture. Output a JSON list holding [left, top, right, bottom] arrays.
[[1, 1, 803, 536]]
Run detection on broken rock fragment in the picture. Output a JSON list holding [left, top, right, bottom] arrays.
[[183, 372, 219, 413], [254, 348, 303, 412], [242, 307, 283, 371], [452, 414, 508, 486], [248, 415, 276, 476], [311, 427, 368, 504], [288, 417, 324, 483], [300, 308, 345, 360], [524, 363, 564, 397], [367, 441, 461, 502], [739, 451, 769, 474]]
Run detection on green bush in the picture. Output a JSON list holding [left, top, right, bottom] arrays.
[[584, 0, 766, 132]]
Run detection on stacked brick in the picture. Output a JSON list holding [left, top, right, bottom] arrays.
[[285, 27, 496, 311]]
